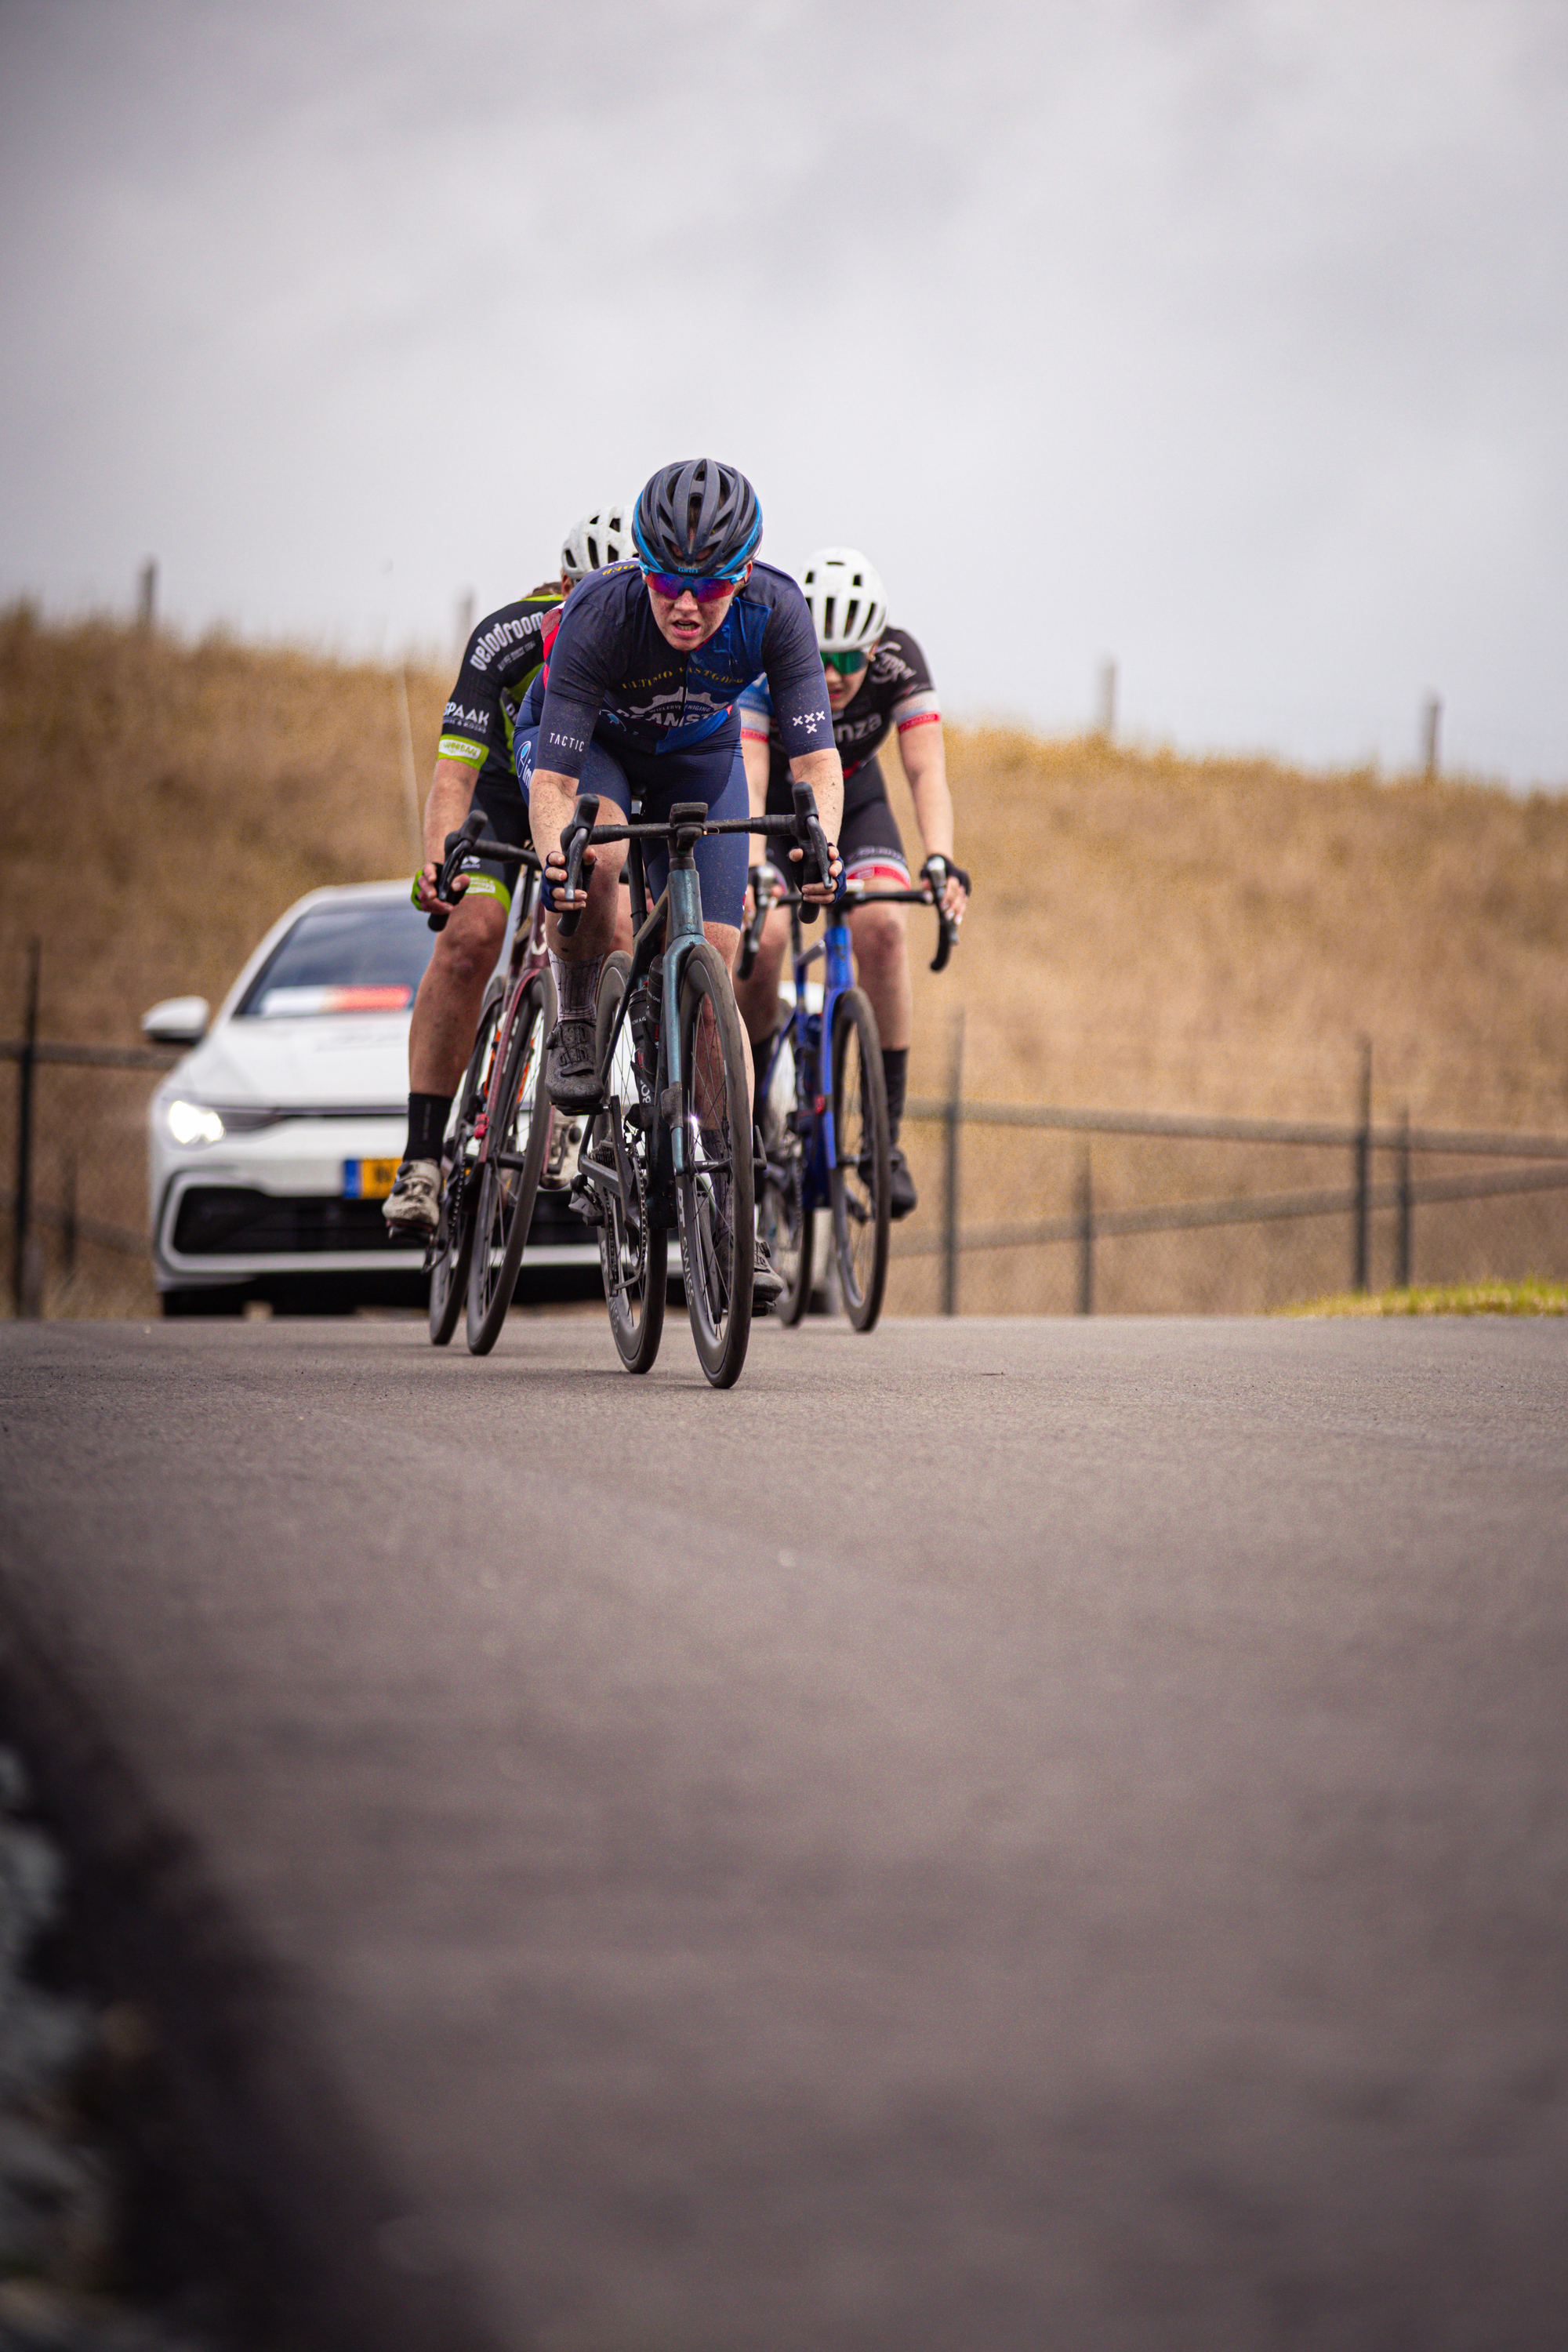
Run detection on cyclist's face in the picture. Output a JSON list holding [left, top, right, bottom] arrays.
[[823, 644, 877, 713], [644, 567, 750, 652]]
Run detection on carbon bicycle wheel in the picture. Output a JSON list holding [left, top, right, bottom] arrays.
[[829, 986, 891, 1333], [675, 941, 754, 1388], [757, 1022, 813, 1326], [592, 953, 666, 1374], [465, 964, 557, 1355], [428, 978, 503, 1346]]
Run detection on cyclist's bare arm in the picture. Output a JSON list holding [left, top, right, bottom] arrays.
[[786, 745, 844, 899], [412, 757, 481, 915], [898, 722, 967, 916]]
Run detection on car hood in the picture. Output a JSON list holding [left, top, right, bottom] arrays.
[[161, 1014, 412, 1112]]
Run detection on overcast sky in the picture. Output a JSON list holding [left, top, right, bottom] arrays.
[[2, 0, 1564, 782]]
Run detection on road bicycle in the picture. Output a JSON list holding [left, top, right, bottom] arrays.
[[559, 783, 833, 1389], [421, 811, 558, 1354], [739, 861, 964, 1334]]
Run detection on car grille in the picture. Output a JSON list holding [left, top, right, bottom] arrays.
[[170, 1185, 588, 1258]]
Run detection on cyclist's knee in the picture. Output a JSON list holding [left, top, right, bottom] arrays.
[[706, 920, 742, 971], [850, 902, 906, 971], [433, 895, 506, 990]]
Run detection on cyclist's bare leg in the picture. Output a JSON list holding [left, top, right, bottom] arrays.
[[705, 920, 753, 1115], [848, 896, 911, 1051], [408, 891, 510, 1094], [733, 903, 792, 1045]]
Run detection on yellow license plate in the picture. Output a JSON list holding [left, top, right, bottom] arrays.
[[344, 1156, 400, 1201]]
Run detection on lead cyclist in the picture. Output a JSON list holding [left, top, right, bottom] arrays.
[[511, 456, 845, 1306]]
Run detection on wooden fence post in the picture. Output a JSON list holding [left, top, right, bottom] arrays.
[[136, 559, 157, 631], [12, 940, 40, 1317], [1396, 1106, 1413, 1290], [1352, 1037, 1372, 1294], [1076, 1147, 1094, 1316], [941, 1010, 964, 1317]]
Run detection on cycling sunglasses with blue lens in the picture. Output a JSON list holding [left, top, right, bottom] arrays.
[[641, 564, 744, 603], [822, 648, 869, 675]]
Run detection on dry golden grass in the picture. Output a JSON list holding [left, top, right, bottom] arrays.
[[2, 608, 1566, 1316], [1282, 1280, 1568, 1317]]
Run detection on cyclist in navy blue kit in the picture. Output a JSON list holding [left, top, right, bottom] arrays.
[[514, 457, 845, 1124]]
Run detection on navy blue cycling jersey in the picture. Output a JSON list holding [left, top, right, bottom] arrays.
[[524, 561, 836, 775]]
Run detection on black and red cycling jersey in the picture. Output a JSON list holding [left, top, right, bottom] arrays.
[[435, 591, 564, 804], [739, 624, 941, 815]]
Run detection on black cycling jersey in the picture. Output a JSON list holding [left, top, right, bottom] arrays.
[[436, 592, 564, 804], [740, 623, 941, 816], [525, 561, 836, 776]]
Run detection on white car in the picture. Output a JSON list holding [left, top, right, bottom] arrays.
[[145, 880, 596, 1316]]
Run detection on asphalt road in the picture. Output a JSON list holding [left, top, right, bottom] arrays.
[[2, 1312, 1566, 2351]]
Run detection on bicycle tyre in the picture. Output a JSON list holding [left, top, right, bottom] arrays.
[[465, 964, 557, 1355], [675, 941, 754, 1388], [757, 1023, 813, 1326], [593, 953, 666, 1374], [428, 978, 503, 1346], [829, 986, 891, 1333]]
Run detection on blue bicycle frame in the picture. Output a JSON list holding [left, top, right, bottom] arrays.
[[759, 898, 857, 1217]]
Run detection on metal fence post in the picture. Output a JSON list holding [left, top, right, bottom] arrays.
[[1352, 1037, 1372, 1293], [941, 1009, 964, 1316], [1396, 1107, 1413, 1290], [61, 1149, 78, 1284], [1076, 1147, 1094, 1316], [12, 939, 40, 1317]]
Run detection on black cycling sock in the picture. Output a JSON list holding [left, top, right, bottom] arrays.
[[752, 1025, 778, 1133], [881, 1047, 909, 1145], [405, 1091, 452, 1164]]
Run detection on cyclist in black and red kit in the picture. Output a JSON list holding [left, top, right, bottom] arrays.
[[385, 503, 634, 1239], [734, 547, 967, 1218]]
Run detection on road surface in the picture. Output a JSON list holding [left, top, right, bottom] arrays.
[[2, 1313, 1566, 2350]]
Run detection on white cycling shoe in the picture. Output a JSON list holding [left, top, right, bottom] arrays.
[[383, 1158, 441, 1241]]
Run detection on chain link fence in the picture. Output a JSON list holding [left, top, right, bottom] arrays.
[[6, 995, 1568, 1323]]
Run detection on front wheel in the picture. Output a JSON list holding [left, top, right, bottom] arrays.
[[428, 979, 502, 1346], [466, 965, 556, 1354], [829, 987, 891, 1333], [593, 953, 666, 1374], [675, 942, 753, 1388]]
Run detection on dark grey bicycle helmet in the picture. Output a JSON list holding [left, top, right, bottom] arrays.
[[632, 458, 762, 576]]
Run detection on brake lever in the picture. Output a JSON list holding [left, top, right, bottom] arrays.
[[427, 808, 488, 932], [554, 792, 602, 939]]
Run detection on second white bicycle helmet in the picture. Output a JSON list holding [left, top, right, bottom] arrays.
[[801, 546, 887, 652], [561, 502, 636, 583]]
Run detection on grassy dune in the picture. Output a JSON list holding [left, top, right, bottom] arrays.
[[2, 607, 1565, 1316]]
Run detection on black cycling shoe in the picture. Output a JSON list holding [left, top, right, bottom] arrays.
[[545, 1017, 601, 1112], [887, 1144, 918, 1220]]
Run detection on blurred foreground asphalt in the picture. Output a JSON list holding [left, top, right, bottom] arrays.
[[2, 1313, 1566, 2350]]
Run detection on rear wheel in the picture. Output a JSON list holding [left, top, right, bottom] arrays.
[[829, 987, 890, 1333], [675, 942, 753, 1388], [466, 966, 556, 1354], [757, 1022, 813, 1327], [428, 979, 503, 1346], [592, 953, 666, 1374]]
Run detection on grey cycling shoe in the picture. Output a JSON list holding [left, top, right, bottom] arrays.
[[383, 1158, 441, 1241], [545, 1017, 601, 1111], [751, 1236, 786, 1311], [540, 1112, 584, 1191]]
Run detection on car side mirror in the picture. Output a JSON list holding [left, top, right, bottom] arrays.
[[141, 996, 210, 1047]]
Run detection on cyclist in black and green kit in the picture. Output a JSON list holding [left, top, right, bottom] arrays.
[[384, 504, 633, 1239]]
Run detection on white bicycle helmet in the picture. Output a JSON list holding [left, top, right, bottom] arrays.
[[801, 546, 887, 652], [561, 502, 636, 583]]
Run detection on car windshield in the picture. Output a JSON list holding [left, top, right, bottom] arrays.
[[234, 898, 437, 1019]]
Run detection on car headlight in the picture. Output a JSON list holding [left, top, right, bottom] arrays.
[[165, 1098, 226, 1146]]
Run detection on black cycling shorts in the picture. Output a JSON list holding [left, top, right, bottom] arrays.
[[763, 753, 909, 889], [516, 722, 750, 929]]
